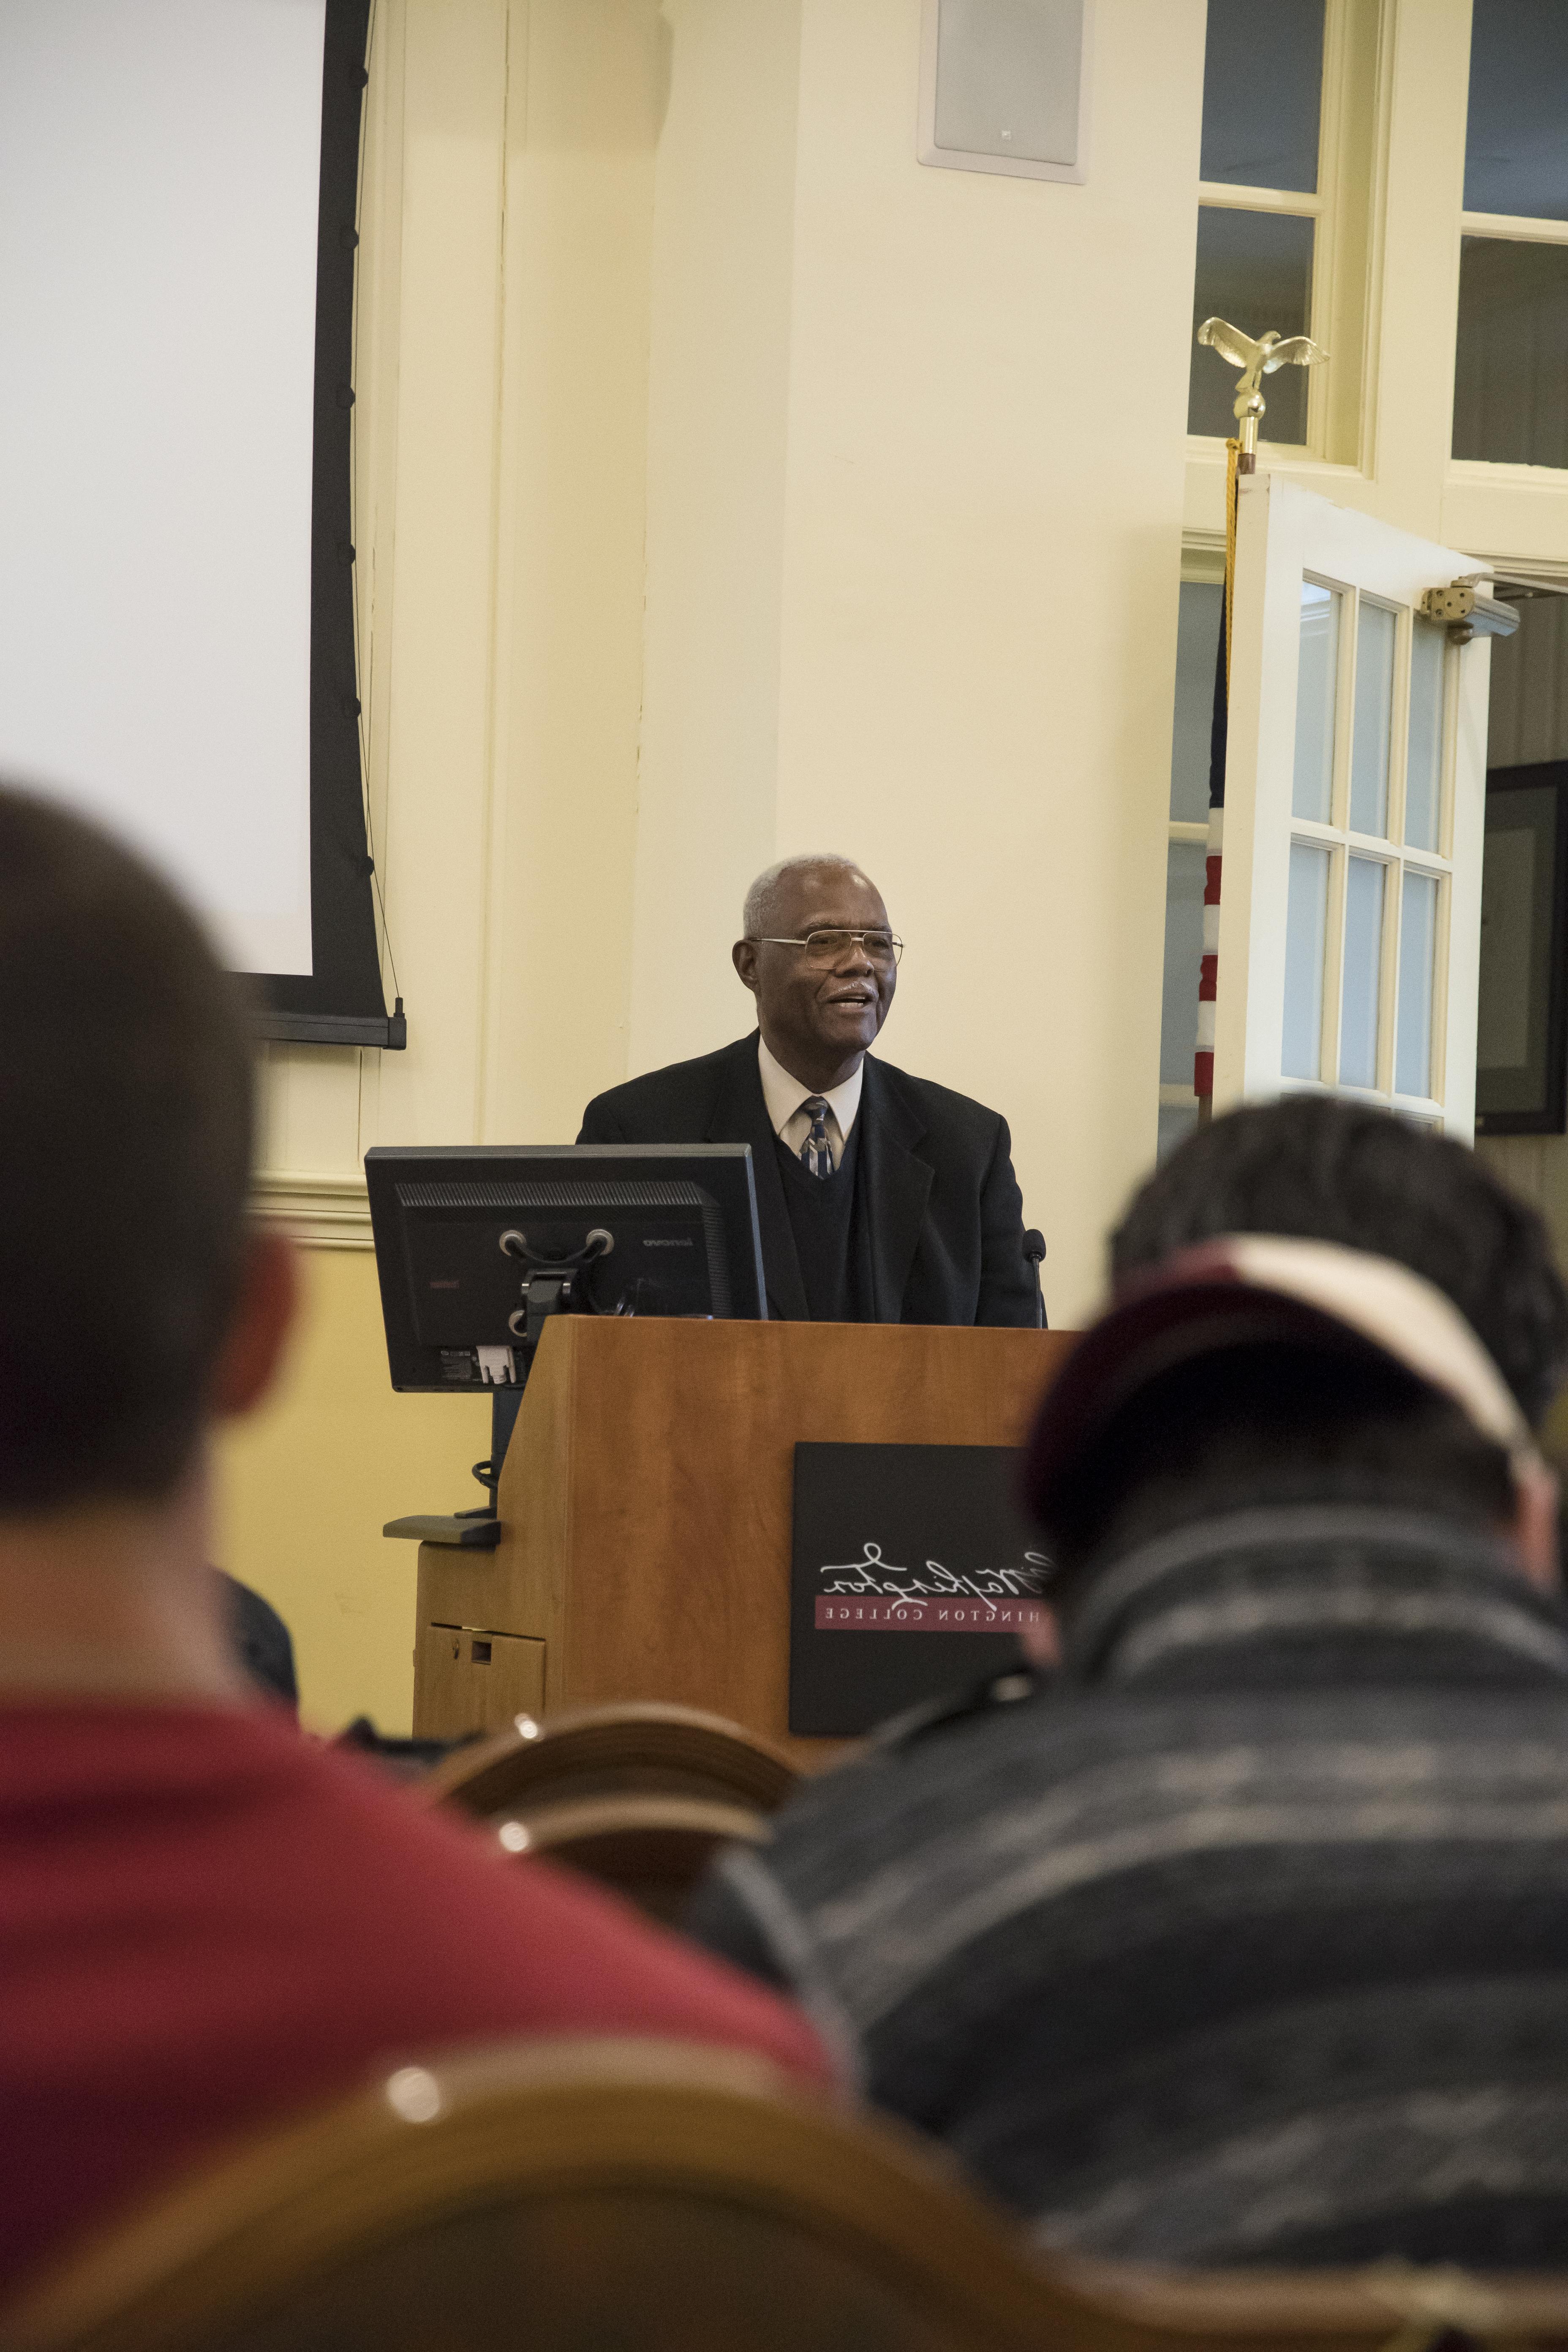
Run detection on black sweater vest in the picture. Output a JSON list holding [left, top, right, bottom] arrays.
[[773, 1119, 869, 1322]]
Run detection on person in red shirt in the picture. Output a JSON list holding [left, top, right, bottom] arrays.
[[0, 786, 830, 2300]]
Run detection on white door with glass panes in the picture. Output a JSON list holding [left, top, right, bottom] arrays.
[[1214, 476, 1492, 1138]]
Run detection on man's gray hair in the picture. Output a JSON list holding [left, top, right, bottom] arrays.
[[742, 854, 866, 940]]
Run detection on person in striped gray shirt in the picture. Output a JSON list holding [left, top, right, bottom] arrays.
[[687, 1098, 1568, 2269]]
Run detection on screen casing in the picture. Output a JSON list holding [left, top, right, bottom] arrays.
[[365, 1143, 768, 1392]]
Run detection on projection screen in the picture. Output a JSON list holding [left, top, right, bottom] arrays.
[[0, 0, 346, 989]]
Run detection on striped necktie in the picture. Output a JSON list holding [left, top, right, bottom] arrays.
[[799, 1095, 834, 1179]]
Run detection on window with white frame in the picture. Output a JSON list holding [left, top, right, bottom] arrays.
[[1189, 0, 1380, 466], [1158, 494, 1482, 1156], [1278, 577, 1454, 1114], [1212, 478, 1488, 1138], [1159, 1, 1568, 1175], [1453, 0, 1568, 471]]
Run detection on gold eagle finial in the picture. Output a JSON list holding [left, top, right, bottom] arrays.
[[1196, 316, 1329, 452]]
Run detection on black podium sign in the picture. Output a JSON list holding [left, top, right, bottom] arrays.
[[788, 1442, 1051, 1736]]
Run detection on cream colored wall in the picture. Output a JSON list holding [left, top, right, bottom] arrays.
[[231, 0, 1210, 1730], [630, 0, 1207, 1315], [482, 0, 667, 1141], [629, 0, 805, 1066], [212, 1250, 488, 1736]]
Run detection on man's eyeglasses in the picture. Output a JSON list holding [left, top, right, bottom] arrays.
[[748, 928, 904, 969]]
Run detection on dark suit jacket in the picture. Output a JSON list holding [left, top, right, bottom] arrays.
[[578, 1032, 1037, 1327]]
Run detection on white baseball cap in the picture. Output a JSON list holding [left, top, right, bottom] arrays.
[[1022, 1234, 1544, 1533]]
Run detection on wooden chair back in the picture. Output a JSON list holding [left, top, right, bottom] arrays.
[[485, 1788, 770, 1921], [423, 1703, 800, 1917], [424, 1700, 801, 1819], [9, 2037, 1568, 2352]]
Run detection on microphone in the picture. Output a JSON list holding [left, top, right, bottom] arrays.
[[1023, 1230, 1048, 1331]]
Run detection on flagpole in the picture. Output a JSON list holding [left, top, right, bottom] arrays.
[[1190, 320, 1327, 1127], [1225, 387, 1256, 701]]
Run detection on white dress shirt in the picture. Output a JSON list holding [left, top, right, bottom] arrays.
[[757, 1035, 863, 1173]]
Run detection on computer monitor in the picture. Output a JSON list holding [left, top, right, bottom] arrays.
[[368, 1143, 768, 1543], [365, 1142, 768, 1396]]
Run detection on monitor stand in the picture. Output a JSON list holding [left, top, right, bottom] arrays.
[[382, 1272, 606, 1550], [381, 1384, 524, 1552]]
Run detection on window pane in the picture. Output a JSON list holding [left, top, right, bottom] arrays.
[[1465, 0, 1568, 221], [1169, 582, 1223, 822], [1190, 210, 1315, 442], [1160, 839, 1206, 1085], [1293, 582, 1338, 822], [1339, 855, 1385, 1089], [1350, 602, 1395, 838], [1480, 821, 1538, 1072], [1452, 237, 1568, 469], [1405, 618, 1445, 851], [1396, 870, 1439, 1099], [1282, 841, 1329, 1080], [1200, 0, 1324, 193], [1478, 784, 1559, 1116]]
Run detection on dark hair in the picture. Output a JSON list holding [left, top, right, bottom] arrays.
[[1113, 1097, 1568, 1428], [0, 785, 254, 1510], [1040, 1341, 1517, 1607]]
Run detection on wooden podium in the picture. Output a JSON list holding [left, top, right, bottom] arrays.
[[411, 1318, 1074, 1762]]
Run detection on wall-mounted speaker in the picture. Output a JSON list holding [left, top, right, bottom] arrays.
[[917, 0, 1090, 185]]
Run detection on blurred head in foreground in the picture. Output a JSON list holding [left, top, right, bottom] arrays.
[[1113, 1094, 1568, 1426], [0, 783, 294, 1688], [1021, 1096, 1568, 1654], [0, 792, 833, 2314]]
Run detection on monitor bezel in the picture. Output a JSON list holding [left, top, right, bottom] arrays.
[[364, 1142, 769, 1393]]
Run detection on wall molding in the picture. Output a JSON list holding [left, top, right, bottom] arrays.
[[252, 1168, 373, 1250]]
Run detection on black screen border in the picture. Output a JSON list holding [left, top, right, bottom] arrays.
[[253, 0, 403, 1051]]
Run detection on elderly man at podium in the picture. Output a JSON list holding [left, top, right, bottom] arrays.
[[578, 855, 1038, 1326]]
